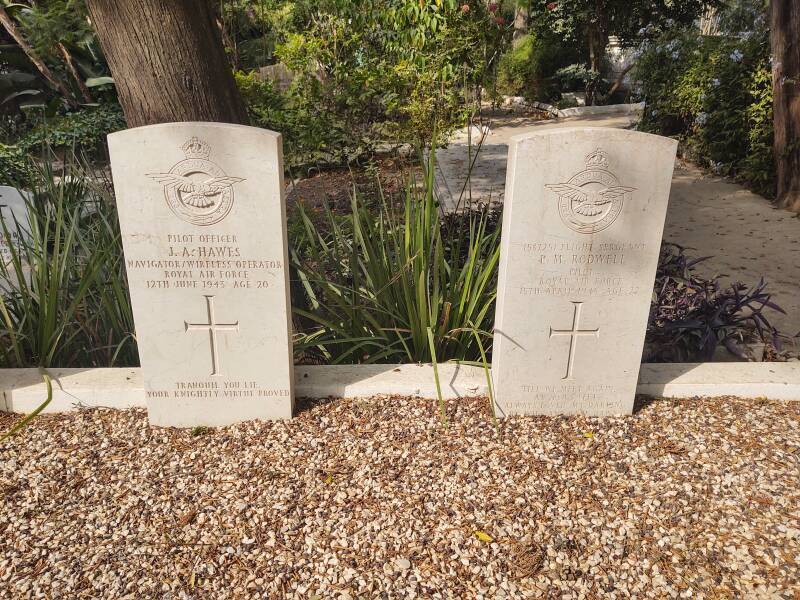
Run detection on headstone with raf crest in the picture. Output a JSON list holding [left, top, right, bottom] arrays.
[[108, 122, 294, 427], [491, 127, 677, 416]]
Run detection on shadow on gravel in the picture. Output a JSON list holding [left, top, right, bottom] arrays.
[[633, 394, 658, 414], [294, 395, 341, 416]]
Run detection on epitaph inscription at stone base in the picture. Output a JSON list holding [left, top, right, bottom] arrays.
[[492, 127, 677, 416], [108, 123, 294, 427]]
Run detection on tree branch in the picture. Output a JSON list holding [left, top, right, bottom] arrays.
[[0, 5, 78, 107]]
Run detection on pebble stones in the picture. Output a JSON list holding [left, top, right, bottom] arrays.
[[0, 396, 798, 597]]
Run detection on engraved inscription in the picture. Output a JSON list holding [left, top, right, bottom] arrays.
[[0, 204, 8, 253], [126, 230, 283, 292], [148, 137, 244, 226], [184, 295, 240, 376], [0, 202, 22, 263], [515, 383, 616, 408], [514, 240, 649, 299], [545, 149, 635, 234], [549, 301, 599, 380], [0, 203, 8, 262], [147, 382, 290, 400]]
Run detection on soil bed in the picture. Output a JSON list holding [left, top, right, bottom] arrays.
[[1, 396, 798, 598], [285, 157, 420, 216]]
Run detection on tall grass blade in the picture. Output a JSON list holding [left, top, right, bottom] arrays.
[[0, 370, 53, 442], [427, 326, 448, 428], [467, 320, 498, 430]]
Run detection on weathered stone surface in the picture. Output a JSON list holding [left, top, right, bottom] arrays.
[[492, 127, 677, 416], [0, 186, 29, 265], [257, 63, 296, 92], [0, 186, 31, 294], [108, 122, 294, 426]]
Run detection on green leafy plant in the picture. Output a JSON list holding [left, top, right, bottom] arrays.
[[16, 103, 125, 158], [495, 33, 580, 101], [0, 0, 113, 114], [290, 149, 501, 365], [552, 63, 604, 96], [0, 160, 136, 368], [646, 243, 784, 362], [0, 143, 36, 186], [740, 54, 774, 196], [635, 24, 775, 197], [235, 70, 354, 168], [219, 0, 307, 71], [271, 0, 506, 155], [528, 0, 716, 74]]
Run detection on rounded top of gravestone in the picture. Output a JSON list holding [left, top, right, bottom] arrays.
[[108, 121, 283, 141], [509, 125, 678, 153]]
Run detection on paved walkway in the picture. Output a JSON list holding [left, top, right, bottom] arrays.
[[436, 112, 800, 337]]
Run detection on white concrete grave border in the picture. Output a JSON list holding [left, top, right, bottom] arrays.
[[1, 362, 798, 415], [521, 101, 645, 119]]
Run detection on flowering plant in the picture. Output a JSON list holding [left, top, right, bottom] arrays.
[[635, 25, 774, 197]]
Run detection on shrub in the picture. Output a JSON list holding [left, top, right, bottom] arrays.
[[552, 63, 598, 92], [235, 71, 344, 168], [740, 57, 774, 196], [16, 104, 126, 158], [496, 34, 580, 101], [635, 27, 775, 197], [0, 144, 36, 186], [273, 1, 505, 151], [645, 243, 783, 362], [290, 152, 500, 364], [236, 67, 383, 169], [0, 161, 137, 368]]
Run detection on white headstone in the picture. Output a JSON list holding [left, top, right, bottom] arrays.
[[0, 186, 32, 295], [108, 123, 294, 427], [257, 63, 296, 92], [492, 127, 677, 416], [0, 186, 30, 265]]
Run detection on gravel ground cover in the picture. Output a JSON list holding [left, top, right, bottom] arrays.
[[1, 396, 799, 599]]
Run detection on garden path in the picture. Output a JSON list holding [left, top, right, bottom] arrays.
[[436, 113, 800, 338]]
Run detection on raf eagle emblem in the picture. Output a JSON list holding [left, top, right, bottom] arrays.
[[545, 148, 635, 234], [148, 173, 244, 209], [147, 137, 245, 226], [544, 183, 635, 217]]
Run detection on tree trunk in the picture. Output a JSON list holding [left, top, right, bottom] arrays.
[[512, 2, 528, 48], [586, 0, 608, 106], [699, 6, 720, 36], [586, 25, 607, 105], [770, 0, 800, 212], [596, 62, 634, 104], [587, 0, 609, 71], [57, 42, 93, 104], [217, 17, 240, 72], [587, 30, 597, 72], [85, 0, 248, 128], [0, 5, 78, 108]]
